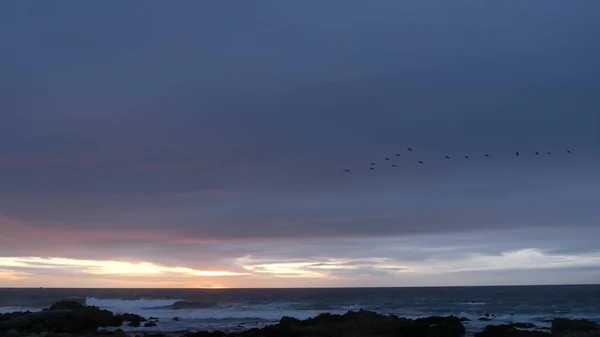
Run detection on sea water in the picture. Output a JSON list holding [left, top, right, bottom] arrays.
[[1, 285, 599, 334]]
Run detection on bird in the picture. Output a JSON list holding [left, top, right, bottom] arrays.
[[464, 156, 470, 159], [407, 148, 413, 152], [371, 162, 376, 166], [567, 150, 571, 154], [370, 167, 375, 170], [392, 164, 397, 167], [485, 154, 490, 158], [445, 156, 450, 159], [384, 157, 390, 160], [516, 152, 520, 156], [345, 169, 350, 172], [547, 152, 552, 155], [535, 151, 539, 155], [396, 153, 401, 156], [418, 161, 423, 164]]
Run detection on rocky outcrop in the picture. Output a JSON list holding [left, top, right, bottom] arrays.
[[183, 310, 466, 337], [475, 325, 550, 337], [552, 318, 600, 336], [475, 319, 600, 337], [0, 301, 145, 334]]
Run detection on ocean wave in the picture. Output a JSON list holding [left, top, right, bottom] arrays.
[[151, 301, 220, 310], [85, 297, 183, 312]]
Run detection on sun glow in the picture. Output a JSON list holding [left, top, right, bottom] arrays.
[[0, 257, 246, 277]]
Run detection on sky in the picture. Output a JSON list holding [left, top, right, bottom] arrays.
[[0, 0, 599, 288]]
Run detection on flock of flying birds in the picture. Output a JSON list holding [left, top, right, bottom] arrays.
[[344, 148, 573, 172]]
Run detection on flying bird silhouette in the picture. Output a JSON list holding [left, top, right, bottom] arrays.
[[371, 162, 376, 166], [396, 153, 401, 156], [485, 154, 490, 158], [547, 152, 552, 155], [567, 150, 571, 153], [407, 148, 413, 152], [445, 156, 450, 159], [464, 156, 470, 159], [345, 169, 350, 172], [392, 164, 397, 167], [384, 157, 390, 160], [370, 167, 375, 170], [516, 152, 520, 156], [535, 152, 539, 155], [418, 161, 423, 164]]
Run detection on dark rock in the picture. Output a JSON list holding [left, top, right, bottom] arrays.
[[475, 325, 550, 337], [40, 331, 57, 337], [279, 316, 301, 324], [0, 301, 146, 334], [143, 321, 157, 328], [479, 317, 493, 321], [173, 317, 180, 321], [5, 329, 20, 337], [552, 318, 600, 336], [114, 329, 127, 337], [48, 301, 86, 311], [128, 321, 141, 328], [31, 323, 44, 333], [184, 332, 226, 337], [509, 322, 537, 329], [121, 313, 146, 323], [0, 312, 31, 323], [238, 310, 465, 337], [148, 317, 159, 321]]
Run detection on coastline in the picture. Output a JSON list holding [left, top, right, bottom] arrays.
[[1, 301, 599, 337]]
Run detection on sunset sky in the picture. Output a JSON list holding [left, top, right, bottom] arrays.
[[1, 1, 599, 288]]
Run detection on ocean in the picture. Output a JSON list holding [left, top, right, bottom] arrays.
[[1, 285, 599, 335]]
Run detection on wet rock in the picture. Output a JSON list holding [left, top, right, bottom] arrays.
[[143, 321, 157, 328], [5, 329, 20, 337], [0, 312, 32, 323], [0, 301, 146, 334], [39, 331, 56, 337], [48, 301, 86, 311], [241, 310, 465, 337], [113, 329, 126, 337], [509, 322, 537, 329], [127, 321, 141, 328], [31, 324, 44, 334], [184, 332, 226, 337], [552, 318, 600, 336], [120, 313, 146, 324], [475, 325, 550, 337]]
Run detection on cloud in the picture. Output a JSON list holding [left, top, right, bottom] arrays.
[[0, 257, 246, 278], [0, 1, 599, 287]]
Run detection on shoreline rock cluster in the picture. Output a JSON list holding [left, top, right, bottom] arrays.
[[1, 301, 599, 337]]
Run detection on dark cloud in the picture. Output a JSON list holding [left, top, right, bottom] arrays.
[[0, 0, 599, 286]]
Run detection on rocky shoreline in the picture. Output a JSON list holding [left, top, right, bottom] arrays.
[[1, 301, 599, 337]]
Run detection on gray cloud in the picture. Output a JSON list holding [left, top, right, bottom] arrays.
[[0, 0, 599, 286]]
